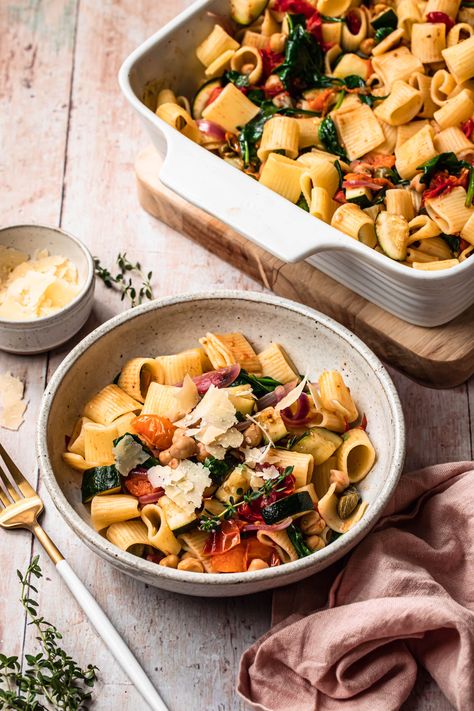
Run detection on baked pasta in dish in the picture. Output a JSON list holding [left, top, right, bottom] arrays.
[[147, 0, 474, 268], [63, 333, 375, 574]]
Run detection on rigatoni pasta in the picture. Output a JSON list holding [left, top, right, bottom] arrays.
[[146, 0, 474, 270], [64, 333, 376, 574]]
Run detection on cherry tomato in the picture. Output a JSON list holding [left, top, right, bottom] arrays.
[[132, 414, 176, 450], [204, 519, 246, 556]]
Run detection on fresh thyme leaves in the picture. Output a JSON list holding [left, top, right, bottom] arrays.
[[94, 252, 154, 307], [318, 116, 347, 160], [231, 369, 282, 397], [203, 455, 237, 485], [199, 467, 294, 532], [0, 556, 98, 710]]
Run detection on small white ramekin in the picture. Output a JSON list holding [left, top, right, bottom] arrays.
[[0, 224, 95, 354]]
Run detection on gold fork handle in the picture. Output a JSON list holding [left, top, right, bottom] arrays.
[[32, 523, 64, 564]]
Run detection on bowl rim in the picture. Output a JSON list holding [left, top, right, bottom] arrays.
[[0, 223, 95, 327], [37, 290, 406, 588]]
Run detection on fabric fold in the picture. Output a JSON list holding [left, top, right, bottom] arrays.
[[239, 462, 474, 711]]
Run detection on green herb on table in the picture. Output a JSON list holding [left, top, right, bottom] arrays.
[[0, 556, 98, 710], [94, 252, 154, 307], [199, 467, 294, 531]]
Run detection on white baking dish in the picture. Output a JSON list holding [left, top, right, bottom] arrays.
[[119, 0, 474, 327]]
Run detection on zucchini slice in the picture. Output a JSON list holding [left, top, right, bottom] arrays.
[[292, 427, 343, 466], [375, 211, 409, 261], [158, 495, 197, 533], [82, 465, 121, 504], [262, 491, 314, 524], [231, 0, 269, 26], [191, 78, 222, 119], [371, 8, 397, 30]]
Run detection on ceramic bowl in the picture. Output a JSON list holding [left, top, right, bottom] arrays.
[[0, 224, 95, 354], [37, 292, 405, 597]]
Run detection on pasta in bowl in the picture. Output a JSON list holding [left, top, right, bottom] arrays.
[[38, 292, 404, 596], [149, 0, 474, 270]]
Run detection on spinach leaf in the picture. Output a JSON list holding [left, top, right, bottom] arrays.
[[276, 16, 323, 92], [374, 26, 393, 43], [417, 152, 470, 185], [224, 70, 250, 88], [297, 193, 310, 211], [466, 166, 474, 207], [247, 88, 266, 105], [203, 455, 236, 485], [442, 235, 461, 253], [287, 523, 313, 557], [334, 159, 344, 189], [231, 369, 282, 397], [318, 116, 347, 160]]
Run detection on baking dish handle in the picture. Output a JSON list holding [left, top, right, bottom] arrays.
[[159, 135, 354, 264]]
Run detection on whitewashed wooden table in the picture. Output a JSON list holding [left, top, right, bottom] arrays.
[[0, 1, 472, 709]]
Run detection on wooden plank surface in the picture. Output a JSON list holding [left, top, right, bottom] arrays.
[[0, 1, 471, 710]]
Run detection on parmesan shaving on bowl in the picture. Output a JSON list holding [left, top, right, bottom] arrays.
[[0, 372, 28, 430], [0, 246, 81, 321]]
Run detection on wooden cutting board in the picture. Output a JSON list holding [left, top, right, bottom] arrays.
[[135, 146, 474, 388]]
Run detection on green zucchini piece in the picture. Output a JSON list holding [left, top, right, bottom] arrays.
[[262, 491, 314, 524], [191, 78, 222, 119], [231, 0, 269, 26], [371, 8, 397, 30], [292, 427, 343, 466], [158, 495, 197, 532], [375, 211, 408, 261], [82, 465, 121, 504]]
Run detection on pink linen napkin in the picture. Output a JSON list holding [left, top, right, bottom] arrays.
[[238, 462, 474, 711]]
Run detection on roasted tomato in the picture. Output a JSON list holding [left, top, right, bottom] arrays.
[[132, 414, 176, 450], [203, 519, 246, 556], [123, 473, 153, 497]]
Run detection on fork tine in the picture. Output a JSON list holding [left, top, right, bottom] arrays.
[[0, 481, 11, 508], [0, 463, 20, 502], [0, 443, 37, 498]]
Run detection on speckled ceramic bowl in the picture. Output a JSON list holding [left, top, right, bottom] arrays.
[[0, 224, 95, 354], [37, 292, 405, 597]]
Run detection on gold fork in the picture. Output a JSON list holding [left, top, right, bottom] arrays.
[[0, 443, 168, 711]]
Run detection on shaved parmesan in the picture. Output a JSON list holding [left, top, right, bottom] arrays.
[[112, 434, 149, 476], [0, 246, 80, 321], [275, 375, 308, 413], [243, 441, 272, 467], [203, 427, 244, 459], [147, 460, 211, 515], [175, 385, 237, 430], [174, 374, 199, 415], [307, 382, 322, 411], [0, 372, 28, 430], [245, 412, 275, 447]]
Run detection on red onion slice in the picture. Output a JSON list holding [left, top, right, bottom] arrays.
[[191, 364, 241, 394], [242, 517, 293, 532], [281, 393, 312, 428], [196, 119, 227, 141], [138, 489, 165, 505], [256, 380, 298, 411]]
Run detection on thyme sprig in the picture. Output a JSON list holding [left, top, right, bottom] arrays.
[[199, 466, 294, 532], [94, 252, 154, 307], [0, 556, 98, 710]]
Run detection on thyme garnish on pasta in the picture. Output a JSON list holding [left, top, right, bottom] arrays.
[[0, 556, 98, 710], [199, 467, 294, 532]]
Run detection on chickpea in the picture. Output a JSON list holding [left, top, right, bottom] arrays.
[[169, 435, 197, 460], [159, 448, 173, 465], [264, 74, 284, 94], [329, 469, 350, 494], [359, 38, 375, 55], [177, 558, 205, 573], [172, 428, 187, 443], [269, 32, 286, 53], [248, 558, 269, 571], [244, 423, 263, 447], [305, 534, 325, 551], [196, 442, 211, 463], [159, 554, 179, 568], [299, 510, 325, 535]]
